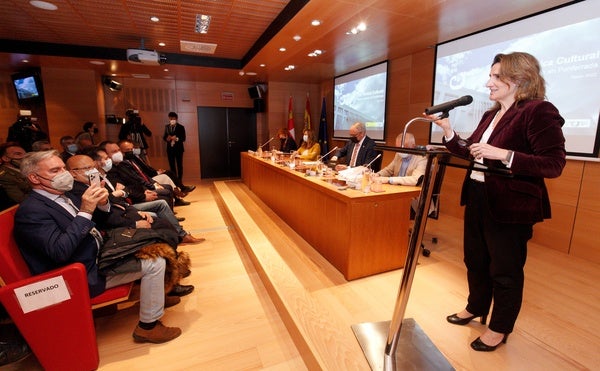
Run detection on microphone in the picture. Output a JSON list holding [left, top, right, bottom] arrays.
[[317, 146, 338, 162], [258, 137, 275, 149], [425, 95, 473, 118], [364, 153, 382, 169]]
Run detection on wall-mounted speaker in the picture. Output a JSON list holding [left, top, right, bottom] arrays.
[[248, 85, 261, 99]]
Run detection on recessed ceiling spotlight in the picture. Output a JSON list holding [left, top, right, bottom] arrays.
[[357, 22, 367, 32], [158, 42, 166, 47], [279, 47, 286, 52], [259, 64, 266, 67], [239, 71, 245, 76], [311, 20, 321, 26], [163, 68, 169, 72], [308, 49, 324, 57], [22, 59, 29, 63], [89, 61, 105, 65], [150, 16, 159, 22], [30, 1, 57, 10], [245, 72, 257, 76], [293, 35, 301, 41], [284, 65, 295, 71]]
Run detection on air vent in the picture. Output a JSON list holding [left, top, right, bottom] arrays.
[[180, 40, 217, 54]]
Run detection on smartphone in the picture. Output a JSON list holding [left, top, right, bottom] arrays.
[[88, 171, 101, 186]]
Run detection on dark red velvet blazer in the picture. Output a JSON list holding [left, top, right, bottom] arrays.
[[445, 99, 566, 224]]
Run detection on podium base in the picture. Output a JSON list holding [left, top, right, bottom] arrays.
[[351, 318, 454, 371]]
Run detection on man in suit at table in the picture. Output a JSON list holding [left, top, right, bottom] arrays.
[[330, 122, 378, 171], [13, 150, 182, 344], [374, 132, 427, 186]]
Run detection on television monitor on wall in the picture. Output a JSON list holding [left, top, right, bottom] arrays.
[[333, 61, 388, 141], [11, 71, 44, 103], [430, 1, 600, 157]]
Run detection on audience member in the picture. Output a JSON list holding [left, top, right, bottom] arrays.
[[59, 135, 78, 163], [14, 150, 182, 343], [31, 140, 53, 151], [331, 122, 377, 170], [6, 111, 48, 152], [0, 142, 31, 204], [374, 133, 427, 186]]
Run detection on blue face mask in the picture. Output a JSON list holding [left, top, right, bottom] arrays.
[[67, 144, 79, 153]]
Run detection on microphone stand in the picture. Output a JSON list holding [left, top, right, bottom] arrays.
[[258, 137, 275, 150], [317, 146, 338, 163], [364, 153, 382, 169]]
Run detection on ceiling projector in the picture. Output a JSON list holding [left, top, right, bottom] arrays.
[[126, 49, 166, 65]]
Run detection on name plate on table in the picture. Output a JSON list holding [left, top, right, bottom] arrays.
[[14, 276, 71, 313]]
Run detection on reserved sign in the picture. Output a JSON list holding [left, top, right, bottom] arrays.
[[14, 276, 71, 313]]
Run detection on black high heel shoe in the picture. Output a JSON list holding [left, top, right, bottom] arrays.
[[470, 334, 509, 352], [446, 313, 487, 325]]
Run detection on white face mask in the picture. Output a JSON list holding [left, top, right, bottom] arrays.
[[302, 135, 308, 142], [169, 119, 177, 125], [38, 171, 74, 192], [101, 158, 112, 172], [399, 153, 410, 159], [111, 151, 124, 164], [132, 148, 141, 156]]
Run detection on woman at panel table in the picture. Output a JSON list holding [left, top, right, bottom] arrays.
[[293, 129, 320, 161]]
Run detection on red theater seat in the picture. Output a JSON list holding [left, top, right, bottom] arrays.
[[0, 206, 132, 370]]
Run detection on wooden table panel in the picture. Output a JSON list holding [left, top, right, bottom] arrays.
[[241, 153, 421, 280]]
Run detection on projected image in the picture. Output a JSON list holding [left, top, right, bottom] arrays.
[[334, 62, 387, 140], [431, 1, 600, 156]]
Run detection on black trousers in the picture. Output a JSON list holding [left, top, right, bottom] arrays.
[[167, 148, 184, 181], [463, 179, 533, 334]]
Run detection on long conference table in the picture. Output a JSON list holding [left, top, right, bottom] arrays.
[[241, 152, 421, 280]]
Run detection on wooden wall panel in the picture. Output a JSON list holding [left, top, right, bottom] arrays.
[[570, 161, 600, 263]]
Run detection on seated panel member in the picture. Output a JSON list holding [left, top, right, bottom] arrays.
[[14, 150, 182, 343], [293, 129, 320, 161], [277, 127, 297, 153], [374, 133, 427, 186], [331, 122, 377, 170]]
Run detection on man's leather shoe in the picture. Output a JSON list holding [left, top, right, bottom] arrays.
[[164, 295, 181, 308], [181, 234, 205, 244], [174, 198, 190, 206], [182, 185, 196, 193], [132, 321, 181, 343], [168, 284, 194, 297], [176, 216, 186, 222]]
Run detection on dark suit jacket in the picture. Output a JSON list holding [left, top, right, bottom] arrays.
[[335, 136, 378, 167], [163, 123, 186, 154], [14, 191, 108, 297], [444, 99, 566, 224], [105, 162, 153, 203]]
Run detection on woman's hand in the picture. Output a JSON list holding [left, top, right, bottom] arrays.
[[423, 113, 453, 138], [468, 142, 510, 161]]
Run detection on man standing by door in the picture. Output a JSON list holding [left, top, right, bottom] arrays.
[[163, 112, 186, 182]]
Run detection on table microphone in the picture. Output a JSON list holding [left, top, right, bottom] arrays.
[[364, 153, 382, 169], [317, 146, 338, 162], [258, 137, 275, 149]]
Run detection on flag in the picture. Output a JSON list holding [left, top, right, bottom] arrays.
[[304, 93, 311, 130], [318, 97, 329, 158], [287, 96, 295, 140]]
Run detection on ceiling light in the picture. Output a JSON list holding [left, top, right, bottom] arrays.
[[357, 22, 367, 32], [308, 49, 323, 57], [293, 35, 301, 41], [195, 14, 211, 34], [311, 20, 321, 26], [158, 42, 166, 47], [279, 47, 286, 52], [259, 64, 266, 67], [89, 61, 105, 65], [239, 71, 245, 76], [163, 68, 169, 72], [150, 16, 159, 22], [22, 59, 29, 63], [30, 1, 57, 10], [284, 65, 295, 71], [245, 72, 257, 76]]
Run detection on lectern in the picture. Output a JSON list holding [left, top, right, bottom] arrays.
[[351, 118, 512, 370]]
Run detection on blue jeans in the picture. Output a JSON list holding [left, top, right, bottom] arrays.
[[105, 257, 166, 323]]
